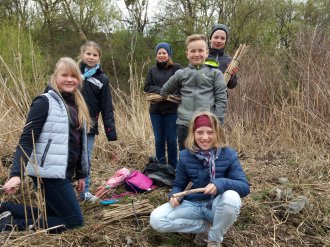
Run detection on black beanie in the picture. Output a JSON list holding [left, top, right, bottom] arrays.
[[209, 24, 229, 42]]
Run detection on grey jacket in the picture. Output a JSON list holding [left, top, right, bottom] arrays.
[[160, 63, 227, 126], [27, 90, 88, 179]]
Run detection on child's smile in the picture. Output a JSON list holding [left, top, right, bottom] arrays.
[[194, 126, 215, 150]]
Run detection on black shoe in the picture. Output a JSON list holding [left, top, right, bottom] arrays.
[[148, 155, 158, 164], [0, 211, 13, 232]]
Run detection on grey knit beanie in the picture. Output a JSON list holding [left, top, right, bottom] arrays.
[[210, 24, 229, 42]]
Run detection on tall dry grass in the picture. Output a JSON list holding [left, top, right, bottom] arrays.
[[226, 28, 330, 155], [0, 27, 329, 246]]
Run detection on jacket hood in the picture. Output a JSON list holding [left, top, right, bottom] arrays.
[[204, 58, 219, 68]]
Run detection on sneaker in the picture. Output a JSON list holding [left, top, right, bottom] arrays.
[[194, 232, 208, 246], [82, 192, 99, 203], [207, 241, 221, 247], [194, 221, 211, 246], [0, 211, 13, 232]]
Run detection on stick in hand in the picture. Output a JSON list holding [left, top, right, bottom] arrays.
[[172, 187, 206, 200], [176, 182, 193, 203]]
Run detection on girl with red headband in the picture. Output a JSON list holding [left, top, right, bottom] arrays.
[[150, 111, 250, 247]]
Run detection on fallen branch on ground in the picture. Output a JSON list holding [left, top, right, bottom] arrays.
[[101, 199, 154, 224]]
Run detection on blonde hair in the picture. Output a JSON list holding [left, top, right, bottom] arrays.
[[184, 111, 226, 151], [50, 57, 91, 131], [185, 34, 208, 48], [78, 41, 102, 65], [166, 57, 174, 67]]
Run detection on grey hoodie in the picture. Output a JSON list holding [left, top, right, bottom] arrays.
[[160, 62, 227, 126]]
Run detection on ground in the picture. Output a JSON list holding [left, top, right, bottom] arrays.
[[2, 146, 328, 247]]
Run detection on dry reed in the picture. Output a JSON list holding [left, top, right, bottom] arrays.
[[0, 28, 329, 246]]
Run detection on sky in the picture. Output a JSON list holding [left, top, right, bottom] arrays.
[[115, 0, 160, 20]]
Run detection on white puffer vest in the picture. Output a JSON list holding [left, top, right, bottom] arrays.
[[27, 90, 88, 179]]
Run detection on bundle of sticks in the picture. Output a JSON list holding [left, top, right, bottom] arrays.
[[145, 93, 181, 104], [223, 43, 249, 84], [101, 199, 154, 224]]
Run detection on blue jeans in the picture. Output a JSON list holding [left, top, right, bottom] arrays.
[[150, 190, 241, 243], [176, 124, 188, 151], [0, 177, 83, 233], [150, 113, 178, 167], [84, 133, 96, 194]]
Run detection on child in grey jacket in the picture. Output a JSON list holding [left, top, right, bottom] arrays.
[[160, 34, 227, 150]]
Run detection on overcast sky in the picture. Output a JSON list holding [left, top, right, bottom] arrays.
[[115, 0, 161, 20]]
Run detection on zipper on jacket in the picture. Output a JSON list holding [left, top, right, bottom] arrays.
[[41, 139, 52, 167]]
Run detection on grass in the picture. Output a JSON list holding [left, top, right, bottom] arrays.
[[0, 29, 329, 246]]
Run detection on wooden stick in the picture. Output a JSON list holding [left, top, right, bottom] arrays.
[[101, 199, 155, 223], [167, 95, 181, 104], [176, 182, 193, 202], [224, 44, 249, 84], [172, 188, 206, 198]]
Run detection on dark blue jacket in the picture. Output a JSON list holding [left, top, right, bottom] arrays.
[[80, 63, 117, 141], [169, 147, 250, 201], [144, 62, 182, 114], [208, 48, 238, 89]]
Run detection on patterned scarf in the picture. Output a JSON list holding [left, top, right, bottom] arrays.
[[194, 148, 217, 179], [193, 148, 221, 209]]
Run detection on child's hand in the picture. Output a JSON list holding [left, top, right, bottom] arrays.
[[231, 66, 239, 76], [3, 176, 21, 195], [170, 197, 180, 208], [204, 183, 217, 195], [76, 178, 85, 193]]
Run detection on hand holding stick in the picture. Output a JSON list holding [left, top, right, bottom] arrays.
[[223, 43, 249, 84], [176, 182, 193, 203], [145, 92, 181, 104], [145, 93, 166, 102], [172, 187, 206, 199]]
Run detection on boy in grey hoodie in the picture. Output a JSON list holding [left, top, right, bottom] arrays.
[[160, 34, 227, 150]]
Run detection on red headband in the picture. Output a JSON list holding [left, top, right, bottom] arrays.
[[194, 115, 212, 131]]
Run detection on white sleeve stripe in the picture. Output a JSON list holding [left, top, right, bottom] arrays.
[[87, 77, 103, 89]]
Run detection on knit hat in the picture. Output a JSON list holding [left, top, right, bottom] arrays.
[[194, 115, 212, 131], [155, 42, 173, 57], [209, 24, 229, 42]]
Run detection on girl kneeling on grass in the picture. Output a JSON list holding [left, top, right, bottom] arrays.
[[149, 111, 250, 247], [0, 57, 90, 233]]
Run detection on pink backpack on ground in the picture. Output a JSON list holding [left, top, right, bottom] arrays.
[[95, 168, 131, 198], [124, 170, 156, 193]]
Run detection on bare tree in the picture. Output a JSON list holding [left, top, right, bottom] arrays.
[[123, 0, 149, 34], [0, 0, 31, 28], [33, 0, 62, 52]]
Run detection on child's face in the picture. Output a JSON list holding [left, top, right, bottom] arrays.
[[194, 126, 215, 150], [56, 64, 79, 93], [210, 30, 227, 49], [186, 40, 208, 66], [81, 46, 100, 68], [156, 48, 169, 63]]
